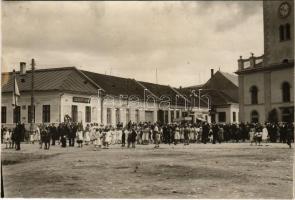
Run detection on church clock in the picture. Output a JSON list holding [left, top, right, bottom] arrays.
[[279, 2, 291, 18]]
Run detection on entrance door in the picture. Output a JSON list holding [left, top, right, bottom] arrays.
[[157, 110, 164, 124]]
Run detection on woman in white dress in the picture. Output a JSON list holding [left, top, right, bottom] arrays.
[[84, 125, 91, 145], [249, 126, 256, 145], [105, 128, 112, 148], [174, 126, 180, 144], [262, 126, 269, 143]]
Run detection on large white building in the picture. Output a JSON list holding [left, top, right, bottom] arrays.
[[1, 65, 210, 129], [236, 0, 294, 123]]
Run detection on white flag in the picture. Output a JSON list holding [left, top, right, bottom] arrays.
[[12, 76, 20, 107]]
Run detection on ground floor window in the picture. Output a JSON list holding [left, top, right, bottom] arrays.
[[107, 108, 112, 125], [251, 110, 259, 123], [233, 112, 236, 122], [281, 108, 294, 123], [182, 111, 188, 117], [115, 108, 120, 125], [1, 106, 7, 123], [135, 109, 140, 123], [126, 108, 130, 124], [72, 105, 78, 122], [42, 105, 50, 123], [13, 106, 21, 123], [85, 106, 91, 123], [170, 110, 174, 122], [176, 110, 180, 119], [218, 112, 226, 122], [164, 110, 169, 123], [28, 105, 35, 123]]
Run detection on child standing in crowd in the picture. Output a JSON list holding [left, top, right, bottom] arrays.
[[84, 124, 91, 145], [93, 128, 102, 150], [249, 126, 256, 145], [4, 128, 11, 149], [76, 125, 84, 148], [255, 125, 263, 146]]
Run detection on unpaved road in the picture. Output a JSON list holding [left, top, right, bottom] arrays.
[[1, 143, 293, 198]]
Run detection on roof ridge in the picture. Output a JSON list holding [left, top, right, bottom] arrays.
[[2, 66, 76, 75]]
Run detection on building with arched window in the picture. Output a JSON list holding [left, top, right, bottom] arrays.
[[236, 0, 294, 123]]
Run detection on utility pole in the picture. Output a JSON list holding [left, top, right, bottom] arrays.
[[30, 59, 35, 137]]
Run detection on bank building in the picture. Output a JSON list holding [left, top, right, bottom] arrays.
[[236, 0, 294, 123]]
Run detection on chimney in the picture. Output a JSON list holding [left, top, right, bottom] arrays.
[[238, 56, 244, 71], [20, 62, 26, 75], [211, 69, 214, 78]]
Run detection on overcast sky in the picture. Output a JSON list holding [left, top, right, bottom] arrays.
[[2, 1, 263, 87]]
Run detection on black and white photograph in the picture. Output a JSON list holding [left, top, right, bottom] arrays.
[[1, 1, 294, 198]]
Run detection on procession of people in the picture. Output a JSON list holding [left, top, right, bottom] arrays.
[[1, 119, 294, 150]]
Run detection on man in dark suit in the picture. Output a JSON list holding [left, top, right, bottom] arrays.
[[14, 123, 23, 151]]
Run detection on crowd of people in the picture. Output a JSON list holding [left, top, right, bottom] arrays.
[[1, 121, 294, 150]]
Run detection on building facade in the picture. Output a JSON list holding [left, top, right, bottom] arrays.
[[2, 65, 209, 129], [236, 0, 294, 123]]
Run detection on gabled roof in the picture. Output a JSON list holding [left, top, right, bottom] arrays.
[[185, 70, 239, 105], [81, 70, 145, 99], [1, 67, 99, 95], [219, 71, 238, 86]]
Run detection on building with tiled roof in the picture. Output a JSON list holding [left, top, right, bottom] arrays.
[[1, 64, 209, 127], [184, 69, 239, 123]]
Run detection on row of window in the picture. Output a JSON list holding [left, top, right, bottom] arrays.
[[1, 105, 93, 124], [250, 82, 291, 104], [71, 105, 92, 123], [107, 108, 141, 125], [250, 108, 293, 123], [279, 23, 291, 41], [106, 109, 183, 125], [1, 105, 50, 124]]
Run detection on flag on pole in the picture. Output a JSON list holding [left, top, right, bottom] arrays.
[[12, 72, 20, 107]]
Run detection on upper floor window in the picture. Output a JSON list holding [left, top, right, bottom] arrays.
[[286, 23, 291, 40], [280, 25, 285, 41], [250, 86, 258, 104], [280, 23, 291, 41], [282, 82, 291, 102]]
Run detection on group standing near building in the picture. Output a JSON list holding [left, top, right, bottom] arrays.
[[2, 119, 293, 150]]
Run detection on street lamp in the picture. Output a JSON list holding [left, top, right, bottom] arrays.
[[143, 88, 147, 109], [198, 89, 202, 110]]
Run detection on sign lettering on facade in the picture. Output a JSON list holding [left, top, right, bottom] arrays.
[[73, 97, 91, 103]]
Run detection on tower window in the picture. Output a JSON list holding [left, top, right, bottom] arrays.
[[250, 86, 258, 104], [280, 25, 285, 41], [286, 23, 291, 40], [282, 82, 291, 102]]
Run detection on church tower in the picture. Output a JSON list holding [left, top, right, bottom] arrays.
[[263, 0, 294, 66], [236, 0, 294, 123]]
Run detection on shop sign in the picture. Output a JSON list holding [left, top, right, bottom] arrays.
[[73, 97, 90, 103]]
